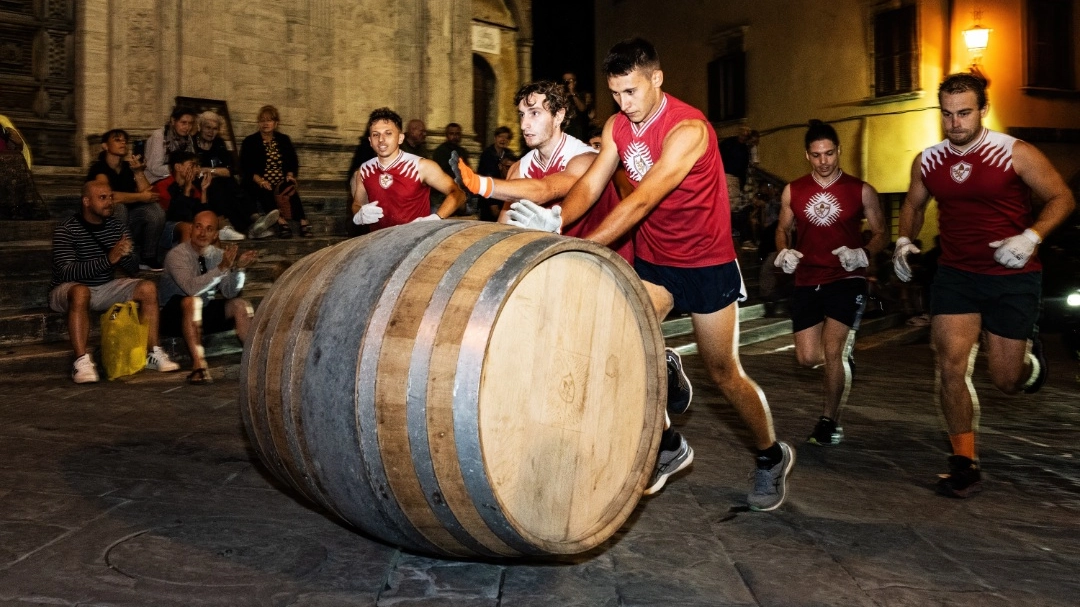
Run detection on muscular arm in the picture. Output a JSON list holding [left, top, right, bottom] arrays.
[[898, 153, 931, 240], [419, 158, 466, 218], [349, 172, 370, 215], [559, 116, 622, 226], [861, 182, 888, 255], [488, 152, 593, 203], [583, 118, 710, 247], [1013, 141, 1076, 240], [775, 184, 795, 252]]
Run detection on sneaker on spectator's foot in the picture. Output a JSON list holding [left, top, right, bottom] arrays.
[[249, 210, 280, 237], [644, 432, 694, 495], [139, 258, 163, 272], [936, 455, 983, 498], [146, 346, 181, 372], [218, 225, 246, 241], [806, 416, 843, 446], [748, 441, 795, 511], [72, 354, 99, 384], [1023, 333, 1047, 394], [666, 348, 692, 415]]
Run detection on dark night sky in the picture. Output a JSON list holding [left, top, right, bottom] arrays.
[[531, 0, 596, 92]]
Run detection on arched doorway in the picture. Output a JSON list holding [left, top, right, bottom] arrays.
[[472, 55, 497, 147]]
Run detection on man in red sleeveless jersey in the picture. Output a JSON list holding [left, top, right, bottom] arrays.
[[507, 38, 794, 512], [894, 73, 1075, 498], [452, 79, 633, 263], [775, 120, 887, 447], [350, 108, 465, 230]]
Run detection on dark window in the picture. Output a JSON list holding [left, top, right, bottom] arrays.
[[707, 51, 746, 122], [874, 5, 918, 97], [1026, 0, 1074, 89]]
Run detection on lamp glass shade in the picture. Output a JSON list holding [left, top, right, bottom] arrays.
[[963, 26, 991, 53]]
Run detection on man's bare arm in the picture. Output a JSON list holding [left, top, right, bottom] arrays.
[[861, 183, 888, 255], [558, 116, 622, 226], [775, 184, 795, 252], [484, 153, 593, 203], [898, 154, 931, 240], [420, 159, 466, 218]]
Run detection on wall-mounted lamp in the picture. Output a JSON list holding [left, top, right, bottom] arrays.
[[962, 7, 991, 66]]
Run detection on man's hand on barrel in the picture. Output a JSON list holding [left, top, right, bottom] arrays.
[[451, 150, 493, 198], [353, 200, 383, 225], [507, 200, 561, 233]]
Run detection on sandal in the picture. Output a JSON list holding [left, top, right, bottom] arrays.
[[276, 222, 293, 239], [300, 223, 314, 238], [187, 368, 213, 385]]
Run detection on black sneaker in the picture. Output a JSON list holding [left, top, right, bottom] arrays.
[[666, 348, 692, 415], [806, 416, 843, 446], [936, 455, 983, 498], [1023, 333, 1047, 394]]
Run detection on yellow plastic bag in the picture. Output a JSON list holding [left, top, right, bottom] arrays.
[[99, 301, 148, 380]]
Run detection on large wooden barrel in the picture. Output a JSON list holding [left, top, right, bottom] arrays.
[[240, 221, 665, 557]]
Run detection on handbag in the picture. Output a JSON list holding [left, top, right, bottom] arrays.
[[99, 301, 149, 380], [273, 182, 296, 221]]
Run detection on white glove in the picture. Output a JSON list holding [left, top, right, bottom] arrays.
[[832, 246, 869, 272], [507, 200, 561, 233], [353, 201, 383, 225], [774, 248, 803, 274], [989, 228, 1040, 269], [411, 213, 441, 222], [892, 237, 920, 282]]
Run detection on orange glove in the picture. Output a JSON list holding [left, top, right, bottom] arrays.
[[451, 151, 493, 198]]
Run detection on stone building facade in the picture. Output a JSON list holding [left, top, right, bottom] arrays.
[[0, 0, 531, 179]]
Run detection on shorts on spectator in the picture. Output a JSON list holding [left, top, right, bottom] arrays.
[[930, 265, 1041, 340], [634, 258, 746, 315], [48, 278, 143, 313], [160, 295, 236, 337], [790, 277, 867, 333]]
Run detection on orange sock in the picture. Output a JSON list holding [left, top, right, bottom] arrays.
[[949, 431, 976, 461]]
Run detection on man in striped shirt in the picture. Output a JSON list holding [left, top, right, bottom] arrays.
[[49, 181, 180, 383]]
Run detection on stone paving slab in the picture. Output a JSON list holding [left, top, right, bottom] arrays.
[[0, 333, 1077, 606]]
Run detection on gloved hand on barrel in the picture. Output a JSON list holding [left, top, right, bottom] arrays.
[[411, 213, 442, 222], [353, 200, 383, 225], [451, 150, 494, 198], [507, 200, 561, 234]]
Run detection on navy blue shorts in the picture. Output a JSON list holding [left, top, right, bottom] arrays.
[[634, 258, 745, 314], [930, 265, 1041, 340], [790, 278, 867, 333]]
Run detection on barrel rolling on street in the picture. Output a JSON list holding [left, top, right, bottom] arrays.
[[240, 220, 666, 558]]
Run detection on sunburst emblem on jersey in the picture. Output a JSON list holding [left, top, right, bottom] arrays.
[[804, 191, 841, 227], [622, 141, 654, 182], [379, 172, 394, 189], [950, 161, 972, 184]]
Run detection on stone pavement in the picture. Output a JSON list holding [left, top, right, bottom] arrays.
[[0, 330, 1077, 606]]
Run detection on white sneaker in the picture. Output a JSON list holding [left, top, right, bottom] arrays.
[[146, 346, 181, 372], [249, 210, 280, 237], [219, 225, 246, 241], [72, 354, 99, 384]]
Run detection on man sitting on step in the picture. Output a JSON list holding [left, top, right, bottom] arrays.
[[158, 210, 257, 385], [49, 181, 181, 383]]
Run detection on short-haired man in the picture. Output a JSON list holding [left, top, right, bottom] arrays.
[[350, 108, 466, 230], [86, 129, 166, 271], [158, 210, 257, 385], [775, 120, 887, 447], [430, 122, 470, 213], [894, 73, 1075, 498], [508, 38, 794, 511], [49, 181, 181, 383], [452, 79, 632, 263], [400, 119, 429, 159]]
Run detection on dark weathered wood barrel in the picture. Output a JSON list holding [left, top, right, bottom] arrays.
[[239, 221, 665, 557]]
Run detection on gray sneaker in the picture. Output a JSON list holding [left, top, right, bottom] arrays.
[[249, 209, 280, 237], [748, 441, 795, 511], [644, 432, 694, 495]]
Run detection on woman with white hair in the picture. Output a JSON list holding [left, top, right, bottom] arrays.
[[195, 110, 278, 239]]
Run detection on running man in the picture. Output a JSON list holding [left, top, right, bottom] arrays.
[[894, 73, 1075, 497], [351, 108, 465, 230], [775, 120, 887, 446], [508, 38, 794, 511]]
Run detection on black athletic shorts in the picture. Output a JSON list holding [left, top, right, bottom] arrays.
[[634, 258, 745, 315], [930, 265, 1041, 340], [160, 295, 235, 337], [790, 277, 867, 333]]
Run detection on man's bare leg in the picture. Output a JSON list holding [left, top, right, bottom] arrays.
[[931, 312, 985, 497]]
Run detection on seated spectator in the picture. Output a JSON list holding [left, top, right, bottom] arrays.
[[48, 181, 180, 384], [158, 210, 257, 385], [478, 126, 517, 178], [157, 151, 229, 247], [144, 106, 197, 185], [431, 122, 470, 214], [195, 111, 278, 239], [585, 126, 603, 151], [241, 105, 311, 238], [86, 129, 166, 271]]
